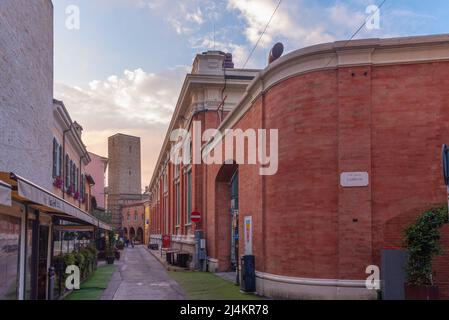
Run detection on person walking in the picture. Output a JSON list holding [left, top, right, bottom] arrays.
[[131, 237, 135, 248]]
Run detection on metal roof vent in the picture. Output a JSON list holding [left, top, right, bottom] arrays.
[[268, 42, 284, 65]]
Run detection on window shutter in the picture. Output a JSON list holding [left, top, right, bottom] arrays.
[[76, 168, 79, 193], [52, 138, 57, 178], [65, 155, 69, 188], [58, 145, 62, 177], [69, 159, 73, 189], [71, 161, 74, 189]]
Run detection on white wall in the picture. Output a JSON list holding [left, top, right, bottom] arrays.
[[0, 0, 54, 190]]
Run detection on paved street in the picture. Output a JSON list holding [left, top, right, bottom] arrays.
[[101, 246, 186, 300]]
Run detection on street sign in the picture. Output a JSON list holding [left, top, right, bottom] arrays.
[[191, 211, 201, 223], [340, 172, 369, 187]]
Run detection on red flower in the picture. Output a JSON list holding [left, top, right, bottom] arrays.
[[53, 176, 63, 189], [66, 185, 74, 196]]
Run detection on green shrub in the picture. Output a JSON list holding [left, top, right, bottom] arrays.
[[63, 253, 76, 267], [404, 206, 449, 285]]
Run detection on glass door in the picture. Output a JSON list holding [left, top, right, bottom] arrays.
[[230, 170, 239, 272], [37, 225, 49, 300]]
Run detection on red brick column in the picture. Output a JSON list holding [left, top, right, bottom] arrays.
[[337, 66, 374, 280]]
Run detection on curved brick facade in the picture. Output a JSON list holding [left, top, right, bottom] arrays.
[[150, 36, 449, 299]]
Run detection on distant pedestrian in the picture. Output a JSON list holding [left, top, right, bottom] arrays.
[[131, 238, 135, 248], [125, 238, 129, 248]]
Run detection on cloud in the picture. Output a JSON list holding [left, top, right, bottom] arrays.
[[138, 0, 222, 35], [190, 35, 251, 67], [227, 0, 336, 48], [54, 66, 189, 188]]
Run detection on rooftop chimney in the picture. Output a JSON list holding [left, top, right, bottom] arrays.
[[73, 121, 83, 138], [223, 53, 234, 69], [192, 51, 234, 75]]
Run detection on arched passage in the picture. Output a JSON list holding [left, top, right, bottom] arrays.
[[215, 163, 239, 272], [129, 227, 136, 240], [136, 227, 144, 244]]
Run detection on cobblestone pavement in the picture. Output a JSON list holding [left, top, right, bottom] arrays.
[[101, 245, 186, 300]]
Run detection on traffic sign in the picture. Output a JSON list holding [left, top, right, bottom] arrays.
[[191, 211, 201, 223]]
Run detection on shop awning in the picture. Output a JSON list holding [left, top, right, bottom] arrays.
[[0, 180, 12, 206], [0, 172, 112, 231]]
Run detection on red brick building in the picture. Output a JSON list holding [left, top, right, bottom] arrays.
[[149, 35, 449, 299], [122, 201, 149, 245]]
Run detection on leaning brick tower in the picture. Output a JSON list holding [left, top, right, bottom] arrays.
[[107, 134, 142, 230]]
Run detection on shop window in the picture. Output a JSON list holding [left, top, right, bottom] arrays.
[[0, 214, 21, 300]]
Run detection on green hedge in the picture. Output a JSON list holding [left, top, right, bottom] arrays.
[[54, 244, 99, 293], [404, 206, 449, 285]]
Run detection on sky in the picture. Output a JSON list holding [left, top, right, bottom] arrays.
[[53, 0, 449, 189]]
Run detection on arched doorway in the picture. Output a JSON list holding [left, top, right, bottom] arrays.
[[215, 163, 239, 272], [129, 227, 136, 240], [136, 227, 144, 244], [123, 227, 128, 239]]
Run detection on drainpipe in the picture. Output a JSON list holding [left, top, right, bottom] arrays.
[[62, 124, 74, 200], [79, 152, 88, 209]]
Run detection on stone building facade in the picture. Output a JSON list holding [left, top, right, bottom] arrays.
[[107, 134, 142, 230], [149, 35, 449, 299]]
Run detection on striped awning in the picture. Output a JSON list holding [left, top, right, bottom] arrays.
[[0, 180, 12, 206]]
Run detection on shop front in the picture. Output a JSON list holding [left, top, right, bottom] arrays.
[[0, 172, 111, 300]]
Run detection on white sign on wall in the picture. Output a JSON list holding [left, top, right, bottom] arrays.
[[340, 172, 369, 188], [244, 216, 253, 255]]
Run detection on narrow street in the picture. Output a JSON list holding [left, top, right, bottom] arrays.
[[101, 246, 185, 300]]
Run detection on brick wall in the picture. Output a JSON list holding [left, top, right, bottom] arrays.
[[205, 60, 449, 285]]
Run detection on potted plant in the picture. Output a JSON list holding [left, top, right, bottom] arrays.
[[66, 185, 74, 196], [105, 232, 116, 265], [105, 245, 115, 265], [404, 206, 448, 300]]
